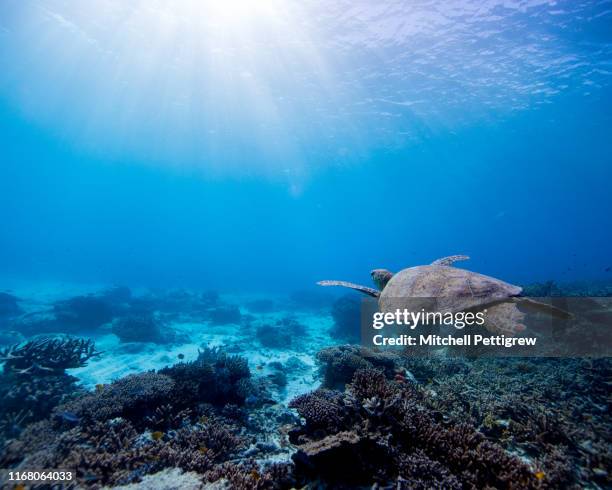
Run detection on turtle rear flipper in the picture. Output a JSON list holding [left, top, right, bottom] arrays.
[[317, 280, 380, 298], [515, 297, 574, 319], [431, 255, 470, 266]]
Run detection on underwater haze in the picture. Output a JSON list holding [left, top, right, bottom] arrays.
[[1, 0, 611, 292]]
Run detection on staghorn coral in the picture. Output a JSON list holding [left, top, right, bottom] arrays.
[[289, 367, 540, 489], [57, 372, 175, 425], [43, 346, 254, 434], [395, 449, 462, 489], [0, 409, 32, 440], [160, 346, 254, 407], [0, 345, 286, 488], [2, 387, 247, 487], [0, 337, 94, 441], [419, 357, 612, 488], [289, 389, 354, 434], [0, 337, 100, 376], [316, 344, 400, 389], [0, 372, 81, 428], [144, 404, 192, 431], [204, 460, 296, 490]]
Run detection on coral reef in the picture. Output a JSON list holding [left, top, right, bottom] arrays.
[[256, 317, 307, 349], [1, 284, 609, 489], [0, 338, 96, 443], [160, 346, 255, 407], [203, 460, 296, 489], [418, 357, 612, 488], [256, 325, 293, 349], [289, 389, 354, 434], [57, 371, 176, 426], [53, 295, 115, 330], [1, 373, 81, 426], [131, 289, 221, 321], [111, 314, 186, 344], [522, 279, 612, 297], [296, 352, 611, 488], [290, 367, 539, 489], [0, 345, 297, 489], [0, 337, 99, 376], [316, 344, 400, 389], [1, 415, 243, 486]]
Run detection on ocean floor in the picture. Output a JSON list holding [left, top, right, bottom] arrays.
[[1, 282, 339, 404], [0, 282, 610, 489]]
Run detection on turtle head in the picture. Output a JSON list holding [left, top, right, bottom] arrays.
[[370, 269, 393, 290]]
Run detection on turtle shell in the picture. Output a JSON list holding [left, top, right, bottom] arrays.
[[378, 264, 522, 314]]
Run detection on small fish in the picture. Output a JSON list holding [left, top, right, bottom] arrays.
[[250, 469, 261, 481], [177, 353, 185, 360], [14, 484, 26, 490], [95, 383, 105, 392], [256, 365, 264, 371], [199, 446, 209, 454], [605, 266, 611, 273], [534, 471, 545, 480], [57, 411, 80, 424], [151, 431, 164, 441]]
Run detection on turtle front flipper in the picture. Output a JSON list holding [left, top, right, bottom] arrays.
[[317, 280, 380, 298], [431, 255, 470, 266]]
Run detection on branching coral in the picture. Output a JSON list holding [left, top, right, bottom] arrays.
[[289, 389, 354, 434], [1, 373, 81, 427], [144, 404, 192, 431], [290, 367, 540, 489], [0, 337, 95, 441], [203, 460, 296, 490], [419, 357, 612, 488], [2, 405, 251, 487], [159, 346, 254, 407], [57, 372, 175, 425], [0, 337, 100, 376], [316, 344, 400, 389]]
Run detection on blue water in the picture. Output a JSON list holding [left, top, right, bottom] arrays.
[[1, 0, 611, 292]]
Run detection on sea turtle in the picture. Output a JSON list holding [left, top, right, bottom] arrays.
[[318, 255, 571, 335]]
